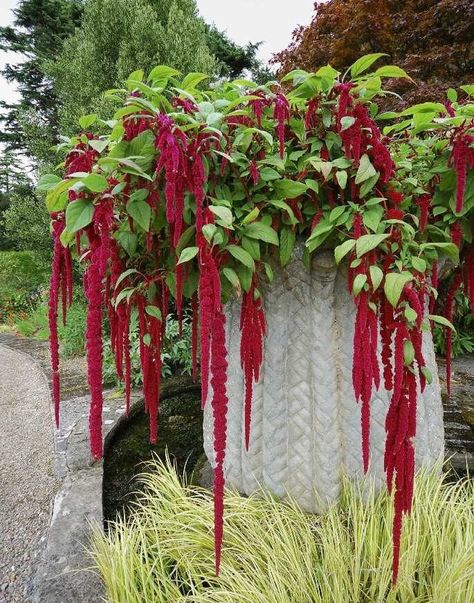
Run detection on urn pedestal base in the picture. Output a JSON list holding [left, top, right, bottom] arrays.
[[204, 249, 444, 512]]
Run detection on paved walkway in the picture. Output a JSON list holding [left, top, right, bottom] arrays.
[[0, 344, 59, 602]]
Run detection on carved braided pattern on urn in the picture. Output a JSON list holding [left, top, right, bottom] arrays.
[[203, 247, 444, 512]]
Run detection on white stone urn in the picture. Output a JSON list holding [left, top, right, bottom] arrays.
[[203, 246, 444, 512]]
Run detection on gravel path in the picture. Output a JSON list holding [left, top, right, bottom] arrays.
[[0, 344, 59, 602]]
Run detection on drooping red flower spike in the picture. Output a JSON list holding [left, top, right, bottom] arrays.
[[240, 279, 266, 450]]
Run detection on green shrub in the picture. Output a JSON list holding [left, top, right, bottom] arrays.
[[433, 290, 474, 357], [102, 312, 193, 387], [93, 459, 474, 603], [1, 191, 51, 261], [58, 295, 88, 358], [0, 250, 49, 322]]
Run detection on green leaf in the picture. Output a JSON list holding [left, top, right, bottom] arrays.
[[428, 314, 456, 331], [79, 114, 97, 129], [355, 154, 377, 184], [37, 174, 61, 193], [116, 231, 137, 256], [363, 206, 383, 232], [148, 65, 180, 82], [88, 139, 108, 154], [127, 191, 151, 231], [115, 268, 139, 288], [226, 245, 255, 270], [241, 236, 260, 260], [243, 222, 279, 245], [175, 225, 196, 256], [209, 205, 233, 227], [222, 267, 240, 288], [272, 179, 307, 198], [460, 85, 474, 97], [335, 170, 348, 189], [309, 159, 332, 180], [177, 246, 199, 265], [403, 340, 415, 365], [242, 207, 260, 225], [82, 173, 109, 193], [419, 242, 459, 264], [46, 179, 77, 212], [143, 333, 151, 346], [421, 366, 433, 385], [447, 88, 458, 103], [280, 228, 296, 266], [401, 102, 446, 116], [145, 305, 162, 321], [264, 262, 274, 282], [374, 65, 411, 80], [353, 273, 367, 295], [128, 69, 144, 82], [334, 240, 356, 264], [384, 272, 413, 307], [369, 265, 384, 291], [182, 72, 208, 89], [66, 199, 94, 233], [329, 206, 346, 222], [350, 53, 388, 78], [115, 287, 135, 307], [412, 257, 427, 272], [404, 306, 418, 323], [236, 265, 253, 292], [260, 167, 280, 181], [340, 116, 355, 131], [356, 234, 390, 257], [202, 224, 217, 244]]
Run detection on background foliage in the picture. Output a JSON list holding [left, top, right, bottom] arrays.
[[273, 0, 474, 109]]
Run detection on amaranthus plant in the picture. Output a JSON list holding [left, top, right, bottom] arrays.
[[38, 56, 474, 583]]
